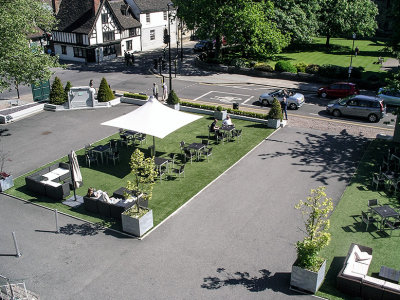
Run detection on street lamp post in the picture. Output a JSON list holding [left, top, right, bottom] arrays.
[[348, 32, 356, 80], [167, 2, 173, 91], [180, 19, 183, 61]]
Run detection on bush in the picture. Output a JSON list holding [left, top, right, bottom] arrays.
[[351, 66, 364, 79], [49, 77, 65, 105], [294, 62, 307, 73], [254, 62, 274, 72], [123, 92, 148, 100], [167, 90, 180, 105], [217, 106, 223, 112], [64, 81, 72, 102], [318, 64, 347, 79], [267, 98, 283, 120], [275, 61, 297, 73], [97, 77, 115, 102], [305, 64, 320, 74], [230, 58, 246, 68]]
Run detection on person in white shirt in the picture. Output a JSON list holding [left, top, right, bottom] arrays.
[[222, 115, 233, 126]]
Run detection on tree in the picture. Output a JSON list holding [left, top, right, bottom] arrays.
[[295, 186, 333, 272], [318, 0, 378, 47], [0, 0, 59, 97], [271, 0, 320, 45], [385, 0, 400, 58], [167, 90, 180, 105], [49, 77, 65, 105], [97, 77, 115, 102], [64, 81, 72, 102]]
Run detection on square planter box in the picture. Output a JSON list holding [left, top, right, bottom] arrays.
[[267, 119, 281, 129], [121, 209, 153, 237], [0, 175, 14, 192], [167, 103, 180, 110], [290, 259, 326, 294], [214, 110, 227, 120]]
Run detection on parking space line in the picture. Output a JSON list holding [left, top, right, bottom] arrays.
[[193, 91, 213, 101], [243, 96, 254, 104]]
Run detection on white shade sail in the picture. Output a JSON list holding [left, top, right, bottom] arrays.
[[101, 97, 202, 138], [69, 150, 82, 189]]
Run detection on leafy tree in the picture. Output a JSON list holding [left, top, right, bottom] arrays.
[[0, 0, 59, 97], [97, 77, 115, 102], [271, 0, 320, 45], [167, 90, 180, 105], [385, 0, 400, 58], [295, 186, 333, 272], [318, 0, 378, 47], [64, 81, 72, 102], [49, 77, 65, 105]]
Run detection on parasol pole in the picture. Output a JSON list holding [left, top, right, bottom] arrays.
[[68, 151, 77, 201]]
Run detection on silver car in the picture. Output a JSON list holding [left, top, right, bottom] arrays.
[[259, 89, 305, 110], [326, 95, 385, 123], [377, 88, 400, 106]]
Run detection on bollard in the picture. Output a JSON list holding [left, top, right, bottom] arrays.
[[55, 209, 59, 233], [12, 232, 21, 257]]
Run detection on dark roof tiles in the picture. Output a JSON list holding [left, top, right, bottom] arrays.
[[108, 1, 141, 29], [133, 0, 174, 13]]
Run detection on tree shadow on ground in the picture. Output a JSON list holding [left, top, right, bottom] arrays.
[[201, 268, 297, 295], [59, 223, 103, 236], [259, 129, 369, 185]]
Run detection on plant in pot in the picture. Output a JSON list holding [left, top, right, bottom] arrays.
[[290, 186, 333, 294], [167, 89, 180, 110], [214, 105, 227, 120], [0, 147, 13, 192], [121, 149, 157, 236], [267, 98, 283, 128]]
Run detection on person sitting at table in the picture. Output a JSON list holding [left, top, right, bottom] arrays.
[[222, 115, 234, 127], [210, 118, 219, 132]]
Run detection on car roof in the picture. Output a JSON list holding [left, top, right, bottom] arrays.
[[335, 82, 356, 86], [352, 95, 382, 101]]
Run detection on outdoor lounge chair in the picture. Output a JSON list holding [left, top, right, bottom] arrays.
[[383, 216, 400, 236], [372, 173, 385, 190], [183, 148, 195, 164], [361, 211, 378, 231], [368, 199, 380, 214], [171, 164, 185, 179], [201, 147, 213, 162], [106, 151, 120, 166], [86, 153, 98, 168], [156, 166, 167, 183]]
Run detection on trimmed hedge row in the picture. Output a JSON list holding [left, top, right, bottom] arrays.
[[123, 92, 148, 100], [180, 101, 267, 120]]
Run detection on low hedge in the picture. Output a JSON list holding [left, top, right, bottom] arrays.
[[254, 62, 274, 72], [123, 92, 148, 100], [275, 61, 297, 73], [180, 101, 267, 120]]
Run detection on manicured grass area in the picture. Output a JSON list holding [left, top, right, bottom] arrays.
[[316, 139, 400, 299], [6, 115, 273, 231]]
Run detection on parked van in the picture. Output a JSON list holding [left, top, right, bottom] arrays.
[[326, 95, 385, 123]]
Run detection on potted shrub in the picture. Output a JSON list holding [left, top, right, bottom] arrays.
[[214, 105, 227, 120], [290, 186, 333, 294], [121, 149, 157, 236], [0, 149, 13, 192], [97, 77, 115, 102], [49, 77, 65, 105], [166, 90, 180, 110], [267, 98, 283, 128]]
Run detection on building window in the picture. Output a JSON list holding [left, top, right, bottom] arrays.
[[163, 11, 167, 20], [150, 30, 155, 40], [146, 13, 150, 23], [76, 33, 84, 45], [103, 45, 116, 56], [102, 13, 108, 23], [129, 28, 137, 37], [103, 31, 115, 42], [61, 45, 67, 54], [126, 40, 132, 51], [73, 47, 86, 58]]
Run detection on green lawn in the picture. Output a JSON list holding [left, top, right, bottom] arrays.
[[6, 115, 273, 231], [316, 139, 400, 299]]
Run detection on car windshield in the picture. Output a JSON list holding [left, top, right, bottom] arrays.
[[338, 96, 353, 105]]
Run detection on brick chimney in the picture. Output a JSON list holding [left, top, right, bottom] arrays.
[[93, 0, 101, 14], [52, 0, 62, 14]]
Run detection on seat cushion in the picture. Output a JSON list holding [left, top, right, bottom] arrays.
[[384, 281, 400, 292], [352, 262, 369, 275], [343, 264, 365, 279], [354, 245, 372, 261], [363, 275, 385, 287]]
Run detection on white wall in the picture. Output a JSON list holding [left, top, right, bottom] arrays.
[[120, 36, 141, 53], [54, 44, 85, 62], [140, 12, 176, 51]]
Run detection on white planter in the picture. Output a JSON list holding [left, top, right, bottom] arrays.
[[0, 175, 14, 192], [214, 110, 227, 120], [167, 103, 180, 110], [290, 259, 326, 294], [267, 119, 281, 129], [121, 209, 153, 237]]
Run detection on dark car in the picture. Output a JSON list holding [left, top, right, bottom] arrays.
[[193, 40, 213, 52], [326, 95, 385, 122], [318, 82, 359, 99]]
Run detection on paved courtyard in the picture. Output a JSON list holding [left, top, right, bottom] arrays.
[[0, 106, 368, 299]]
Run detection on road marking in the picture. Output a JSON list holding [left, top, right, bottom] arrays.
[[309, 113, 319, 116], [193, 91, 213, 101], [210, 95, 243, 103], [243, 96, 254, 104]]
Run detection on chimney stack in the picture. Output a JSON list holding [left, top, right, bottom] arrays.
[[93, 0, 101, 14]]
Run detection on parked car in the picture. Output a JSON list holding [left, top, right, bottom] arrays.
[[259, 89, 305, 110], [377, 88, 400, 106], [318, 82, 359, 99], [193, 40, 213, 52], [326, 95, 385, 122]]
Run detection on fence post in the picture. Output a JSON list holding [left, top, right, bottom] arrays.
[[12, 232, 21, 257], [55, 209, 59, 233]]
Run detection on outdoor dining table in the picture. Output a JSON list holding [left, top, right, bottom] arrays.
[[372, 205, 400, 229], [219, 125, 235, 141], [187, 143, 205, 161], [154, 157, 169, 173], [91, 144, 111, 164]]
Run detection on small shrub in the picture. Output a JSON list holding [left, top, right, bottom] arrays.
[[167, 90, 180, 105], [318, 64, 347, 79], [217, 106, 223, 111], [49, 77, 65, 105], [275, 61, 297, 73], [97, 77, 115, 102], [351, 66, 364, 79], [294, 62, 307, 73], [305, 64, 320, 74], [123, 92, 148, 100], [267, 98, 283, 120], [230, 58, 246, 68], [64, 81, 72, 102], [254, 62, 274, 72]]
